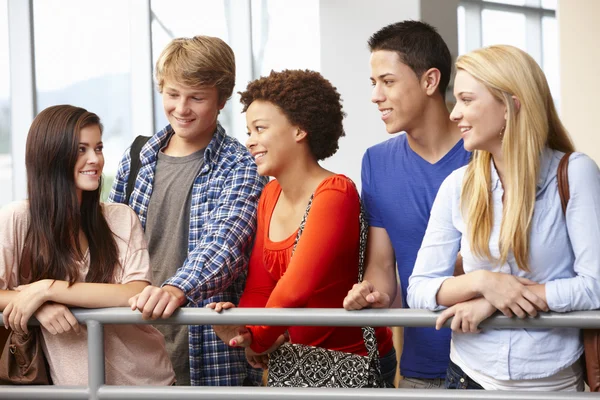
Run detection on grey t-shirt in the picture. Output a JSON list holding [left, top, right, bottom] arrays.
[[145, 146, 204, 386]]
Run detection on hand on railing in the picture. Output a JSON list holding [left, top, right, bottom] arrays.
[[343, 280, 391, 310], [207, 302, 252, 347], [435, 297, 496, 333], [128, 285, 186, 320], [477, 271, 548, 318], [34, 302, 80, 335], [2, 279, 53, 334]]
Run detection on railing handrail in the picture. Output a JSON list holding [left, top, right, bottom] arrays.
[[2, 308, 599, 399], [2, 307, 600, 328]]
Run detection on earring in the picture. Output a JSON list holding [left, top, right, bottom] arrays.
[[499, 125, 506, 139]]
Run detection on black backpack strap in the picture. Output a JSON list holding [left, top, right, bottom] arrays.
[[125, 135, 151, 204]]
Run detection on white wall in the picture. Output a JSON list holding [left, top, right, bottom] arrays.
[[318, 0, 459, 190], [318, 0, 420, 189], [558, 0, 600, 164]]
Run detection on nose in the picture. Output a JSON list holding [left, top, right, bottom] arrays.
[[175, 98, 189, 115], [87, 150, 100, 164], [371, 83, 384, 104], [449, 104, 462, 122], [245, 131, 257, 150]]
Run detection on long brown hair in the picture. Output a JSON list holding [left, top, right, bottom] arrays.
[[23, 105, 120, 284], [457, 45, 575, 271]]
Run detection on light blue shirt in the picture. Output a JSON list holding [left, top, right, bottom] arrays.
[[407, 148, 600, 380]]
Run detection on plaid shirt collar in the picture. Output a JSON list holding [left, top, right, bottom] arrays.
[[141, 123, 227, 169]]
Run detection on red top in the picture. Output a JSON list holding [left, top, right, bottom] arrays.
[[239, 175, 393, 356]]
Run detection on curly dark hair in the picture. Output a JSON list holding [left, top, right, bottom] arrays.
[[239, 69, 346, 161]]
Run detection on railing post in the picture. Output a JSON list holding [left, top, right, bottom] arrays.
[[87, 320, 105, 400]]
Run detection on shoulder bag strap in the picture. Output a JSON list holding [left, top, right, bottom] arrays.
[[291, 181, 383, 384], [125, 135, 151, 205], [557, 152, 573, 215]]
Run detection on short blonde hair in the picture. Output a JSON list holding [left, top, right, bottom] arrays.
[[155, 35, 236, 103]]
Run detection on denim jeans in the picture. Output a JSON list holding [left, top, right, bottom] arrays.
[[378, 347, 398, 387], [444, 360, 484, 390], [398, 376, 445, 389]]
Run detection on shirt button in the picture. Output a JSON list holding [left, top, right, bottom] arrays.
[[460, 378, 465, 383]]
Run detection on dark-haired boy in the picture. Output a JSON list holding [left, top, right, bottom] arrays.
[[344, 21, 470, 388]]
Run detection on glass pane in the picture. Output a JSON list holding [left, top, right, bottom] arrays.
[[33, 0, 131, 195], [150, 0, 228, 134], [541, 0, 557, 10], [484, 0, 526, 6], [482, 9, 527, 51], [254, 0, 320, 76], [542, 16, 560, 111], [457, 5, 466, 55], [0, 0, 12, 206]]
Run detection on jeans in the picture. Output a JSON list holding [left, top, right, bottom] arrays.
[[379, 347, 398, 388], [444, 360, 484, 390], [398, 376, 445, 389]]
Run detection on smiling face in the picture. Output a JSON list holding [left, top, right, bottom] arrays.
[[245, 100, 302, 177], [74, 124, 104, 202], [450, 70, 507, 154], [161, 80, 225, 147], [370, 50, 428, 134]]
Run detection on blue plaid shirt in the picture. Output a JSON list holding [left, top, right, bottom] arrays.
[[109, 123, 267, 386]]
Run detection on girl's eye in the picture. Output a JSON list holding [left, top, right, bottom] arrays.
[[78, 146, 86, 153], [95, 146, 103, 153]]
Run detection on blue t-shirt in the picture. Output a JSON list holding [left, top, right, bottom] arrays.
[[361, 134, 471, 379]]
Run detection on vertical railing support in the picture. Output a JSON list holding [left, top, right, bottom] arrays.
[[87, 320, 105, 400]]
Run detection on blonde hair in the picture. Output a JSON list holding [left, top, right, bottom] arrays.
[[457, 45, 574, 271], [155, 35, 236, 103]]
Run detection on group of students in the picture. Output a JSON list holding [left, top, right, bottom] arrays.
[[0, 19, 598, 392]]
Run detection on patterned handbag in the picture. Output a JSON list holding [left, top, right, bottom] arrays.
[[267, 191, 386, 388]]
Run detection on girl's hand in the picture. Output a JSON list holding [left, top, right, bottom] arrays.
[[244, 333, 289, 368], [4, 280, 53, 334], [245, 349, 269, 369], [34, 302, 80, 335], [435, 297, 497, 333], [206, 302, 252, 347], [478, 271, 547, 318]]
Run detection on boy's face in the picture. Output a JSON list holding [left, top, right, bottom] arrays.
[[161, 80, 225, 144], [370, 50, 428, 134]]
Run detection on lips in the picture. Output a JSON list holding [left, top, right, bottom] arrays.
[[174, 116, 194, 123], [80, 170, 98, 176], [252, 152, 266, 161], [379, 108, 392, 121], [459, 126, 471, 136]]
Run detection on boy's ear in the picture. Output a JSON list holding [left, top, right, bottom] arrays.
[[422, 68, 442, 96]]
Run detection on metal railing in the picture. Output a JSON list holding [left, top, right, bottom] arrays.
[[1, 308, 599, 400]]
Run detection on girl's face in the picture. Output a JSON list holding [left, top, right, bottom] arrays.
[[450, 70, 507, 155], [74, 125, 104, 201], [245, 100, 302, 177]]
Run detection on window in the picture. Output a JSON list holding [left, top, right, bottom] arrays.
[[458, 0, 559, 106], [150, 0, 228, 134], [251, 0, 320, 76], [0, 0, 11, 206], [33, 0, 132, 197]]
